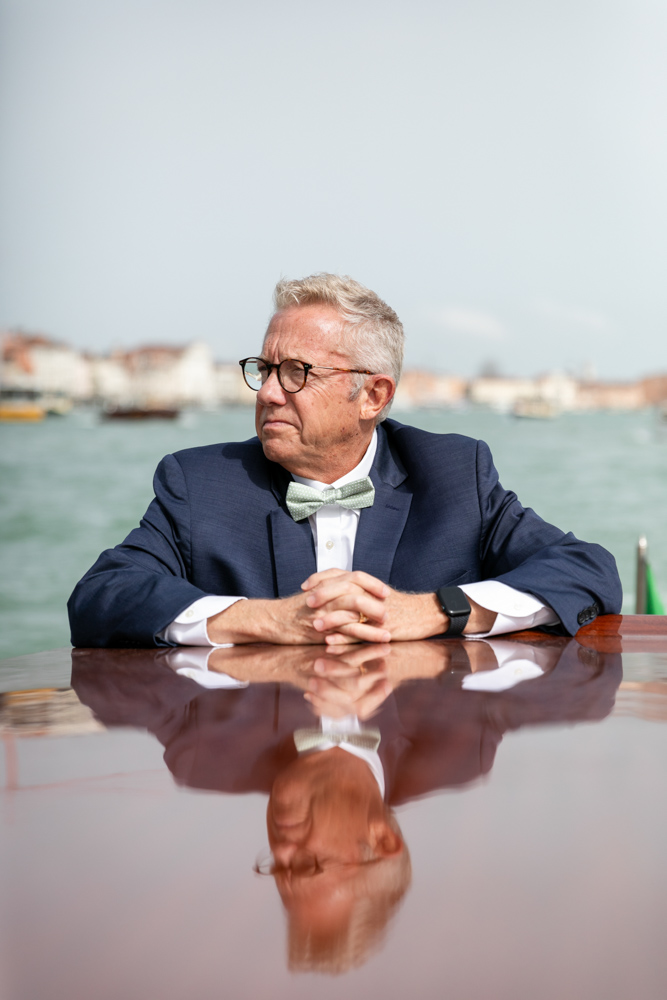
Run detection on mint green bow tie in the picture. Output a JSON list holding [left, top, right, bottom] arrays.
[[293, 727, 381, 753], [285, 477, 375, 522]]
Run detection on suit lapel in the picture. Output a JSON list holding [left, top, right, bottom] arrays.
[[352, 426, 412, 581], [269, 507, 317, 596], [268, 464, 317, 596]]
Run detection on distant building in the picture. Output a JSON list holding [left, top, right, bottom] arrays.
[[575, 380, 646, 411], [3, 326, 666, 414], [640, 375, 667, 406], [469, 376, 542, 412], [216, 363, 253, 405], [1, 331, 93, 400], [469, 372, 647, 413], [393, 370, 467, 409], [91, 341, 219, 408]]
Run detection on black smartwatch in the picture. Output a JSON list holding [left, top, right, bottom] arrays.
[[436, 586, 471, 636]]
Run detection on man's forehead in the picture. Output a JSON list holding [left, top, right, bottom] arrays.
[[263, 304, 350, 356]]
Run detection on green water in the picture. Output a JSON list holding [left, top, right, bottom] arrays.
[[1, 406, 666, 660]]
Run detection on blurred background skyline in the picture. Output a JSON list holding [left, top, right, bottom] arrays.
[[1, 0, 667, 379]]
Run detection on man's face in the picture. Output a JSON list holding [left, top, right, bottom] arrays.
[[266, 750, 404, 948], [255, 303, 372, 481], [267, 749, 378, 876]]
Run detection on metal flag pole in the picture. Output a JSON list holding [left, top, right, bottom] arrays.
[[636, 535, 648, 614]]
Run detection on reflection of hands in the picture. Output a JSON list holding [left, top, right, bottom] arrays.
[[304, 647, 393, 719], [207, 643, 320, 683], [207, 639, 453, 712], [305, 642, 454, 719]]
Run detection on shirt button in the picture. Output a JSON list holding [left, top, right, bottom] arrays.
[[325, 540, 334, 550], [185, 610, 194, 618]]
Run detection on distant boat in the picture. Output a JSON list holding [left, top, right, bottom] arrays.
[[102, 405, 181, 421], [512, 397, 560, 420], [41, 392, 73, 416], [0, 388, 45, 422]]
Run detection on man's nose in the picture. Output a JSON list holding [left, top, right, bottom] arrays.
[[271, 840, 300, 867], [256, 367, 287, 405]]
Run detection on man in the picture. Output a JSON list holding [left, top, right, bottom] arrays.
[[68, 273, 622, 648]]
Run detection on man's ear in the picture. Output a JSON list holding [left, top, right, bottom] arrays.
[[359, 376, 395, 421], [368, 817, 404, 858]]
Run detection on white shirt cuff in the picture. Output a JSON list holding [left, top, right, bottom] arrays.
[[162, 646, 250, 688], [159, 595, 246, 647], [461, 638, 556, 692], [460, 580, 559, 637]]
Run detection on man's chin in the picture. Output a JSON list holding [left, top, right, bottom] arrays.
[[260, 434, 298, 467]]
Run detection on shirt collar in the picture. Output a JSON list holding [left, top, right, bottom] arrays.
[[296, 713, 386, 798]]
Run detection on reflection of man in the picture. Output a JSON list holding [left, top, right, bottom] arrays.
[[267, 737, 410, 974], [68, 273, 621, 649], [72, 639, 621, 973]]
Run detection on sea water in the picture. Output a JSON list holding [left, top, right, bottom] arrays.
[[1, 406, 666, 659]]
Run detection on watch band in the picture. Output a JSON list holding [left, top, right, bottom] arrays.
[[436, 585, 471, 637]]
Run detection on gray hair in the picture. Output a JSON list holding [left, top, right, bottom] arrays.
[[272, 273, 404, 422]]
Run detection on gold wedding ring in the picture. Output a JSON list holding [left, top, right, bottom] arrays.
[[358, 612, 369, 624]]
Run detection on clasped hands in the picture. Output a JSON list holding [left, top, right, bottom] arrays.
[[207, 568, 458, 645], [299, 568, 448, 644]]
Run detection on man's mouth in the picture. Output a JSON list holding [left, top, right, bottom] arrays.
[[261, 417, 294, 431]]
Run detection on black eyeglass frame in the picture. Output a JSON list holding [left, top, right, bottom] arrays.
[[238, 357, 376, 394]]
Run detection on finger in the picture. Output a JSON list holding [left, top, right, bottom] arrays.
[[307, 590, 387, 621], [302, 569, 390, 599], [351, 681, 394, 720], [301, 568, 348, 590], [303, 693, 357, 718], [307, 672, 385, 697], [304, 578, 373, 608], [325, 623, 392, 644], [311, 659, 366, 678], [320, 632, 361, 645], [312, 607, 386, 632], [312, 649, 390, 675], [304, 684, 392, 719], [304, 682, 375, 710], [314, 643, 392, 662], [345, 571, 391, 599], [304, 673, 390, 708]]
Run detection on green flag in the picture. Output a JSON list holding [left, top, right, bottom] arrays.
[[646, 563, 666, 615]]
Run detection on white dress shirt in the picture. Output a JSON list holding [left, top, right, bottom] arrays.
[[162, 430, 559, 646]]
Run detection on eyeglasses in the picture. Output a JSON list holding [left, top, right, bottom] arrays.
[[238, 357, 375, 394], [254, 848, 379, 878]]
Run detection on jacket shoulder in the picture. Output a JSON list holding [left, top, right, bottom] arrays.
[[382, 418, 482, 467], [170, 436, 263, 469]]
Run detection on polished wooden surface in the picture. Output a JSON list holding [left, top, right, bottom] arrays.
[[579, 613, 667, 636], [2, 622, 667, 996]]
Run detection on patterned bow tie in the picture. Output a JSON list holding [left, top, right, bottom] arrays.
[[293, 727, 381, 753], [285, 477, 375, 522]]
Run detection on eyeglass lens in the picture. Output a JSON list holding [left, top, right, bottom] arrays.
[[243, 359, 307, 393]]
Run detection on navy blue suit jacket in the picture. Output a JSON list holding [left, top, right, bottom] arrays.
[[67, 419, 622, 646]]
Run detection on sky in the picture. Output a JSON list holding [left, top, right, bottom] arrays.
[[1, 0, 667, 379]]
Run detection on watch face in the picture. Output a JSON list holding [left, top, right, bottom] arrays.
[[437, 586, 471, 618]]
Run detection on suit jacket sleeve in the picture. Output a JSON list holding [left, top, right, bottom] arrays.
[[474, 440, 622, 635], [68, 454, 212, 647]]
